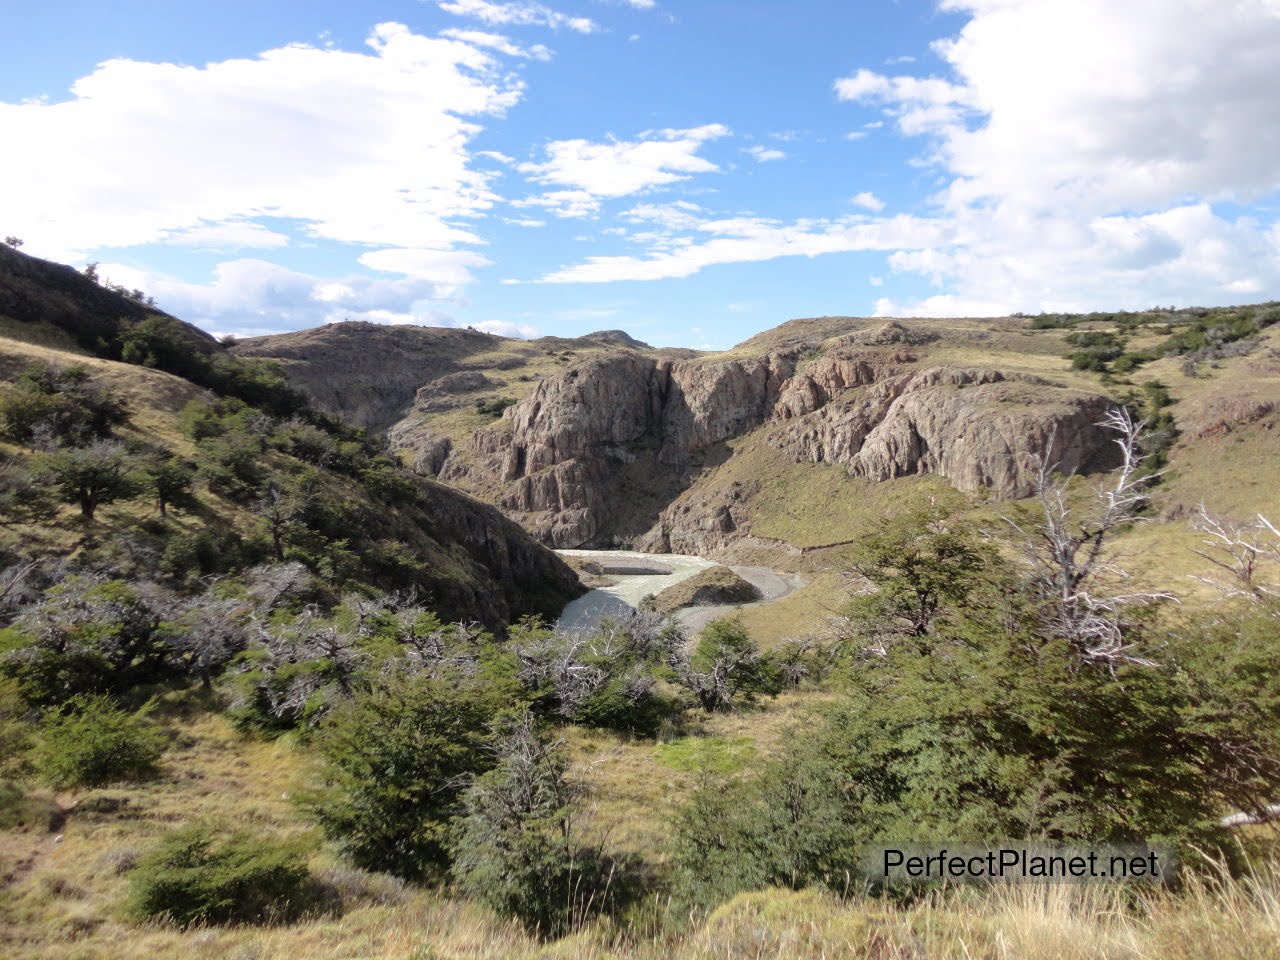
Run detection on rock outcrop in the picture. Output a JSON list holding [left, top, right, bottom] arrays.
[[455, 332, 1122, 548], [771, 366, 1119, 497]]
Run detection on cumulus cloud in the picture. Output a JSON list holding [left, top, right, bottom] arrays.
[[0, 22, 519, 282], [94, 259, 455, 336], [516, 124, 729, 217], [438, 0, 597, 33], [745, 145, 786, 163], [163, 221, 292, 250], [828, 0, 1280, 314]]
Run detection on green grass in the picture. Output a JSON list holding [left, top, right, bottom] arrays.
[[653, 735, 757, 775]]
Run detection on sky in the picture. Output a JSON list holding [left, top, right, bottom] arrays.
[[3, 0, 1279, 349]]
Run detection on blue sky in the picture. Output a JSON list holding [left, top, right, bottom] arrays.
[[3, 1, 1279, 348]]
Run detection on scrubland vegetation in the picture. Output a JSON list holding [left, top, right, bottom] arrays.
[[3, 295, 1280, 957]]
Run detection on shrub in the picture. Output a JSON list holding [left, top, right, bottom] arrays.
[[37, 695, 162, 789], [0, 363, 127, 444], [126, 824, 320, 926], [300, 674, 497, 880], [678, 618, 781, 712], [1, 577, 176, 706], [450, 712, 604, 936], [35, 440, 138, 521]]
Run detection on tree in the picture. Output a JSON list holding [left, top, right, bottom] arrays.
[[0, 455, 56, 527], [2, 236, 22, 249], [36, 440, 136, 521], [842, 510, 986, 647], [140, 456, 195, 517], [1, 577, 176, 706], [171, 595, 249, 689], [253, 481, 311, 561], [300, 674, 496, 880], [450, 711, 602, 936], [676, 618, 781, 712], [1006, 408, 1172, 667], [0, 363, 127, 445]]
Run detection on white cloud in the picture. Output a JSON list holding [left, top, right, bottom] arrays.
[[0, 22, 520, 285], [851, 191, 885, 212], [96, 258, 464, 336], [438, 0, 597, 33], [517, 124, 729, 217], [439, 27, 552, 59], [473, 319, 541, 337], [830, 0, 1280, 314], [529, 212, 951, 283], [745, 145, 786, 163], [164, 221, 291, 250]]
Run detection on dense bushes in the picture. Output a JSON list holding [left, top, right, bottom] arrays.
[[670, 497, 1279, 911], [118, 314, 305, 416], [126, 825, 321, 926], [0, 577, 177, 706], [37, 694, 162, 788], [0, 363, 127, 444]]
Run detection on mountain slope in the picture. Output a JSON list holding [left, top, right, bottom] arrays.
[[0, 248, 582, 629]]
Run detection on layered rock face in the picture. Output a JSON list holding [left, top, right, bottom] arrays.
[[771, 367, 1117, 496], [438, 325, 1121, 548]]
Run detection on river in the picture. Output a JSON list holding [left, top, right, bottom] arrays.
[[556, 549, 805, 633]]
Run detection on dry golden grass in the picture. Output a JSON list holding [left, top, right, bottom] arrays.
[[6, 692, 1280, 959]]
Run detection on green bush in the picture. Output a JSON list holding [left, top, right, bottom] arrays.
[[680, 618, 781, 712], [1, 577, 176, 707], [126, 824, 320, 926], [300, 674, 497, 880], [37, 695, 163, 789], [0, 363, 127, 444]]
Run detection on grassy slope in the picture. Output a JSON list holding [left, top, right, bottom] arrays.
[[5, 696, 1278, 959], [0, 325, 581, 627]]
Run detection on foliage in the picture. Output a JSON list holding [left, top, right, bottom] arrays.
[[138, 455, 196, 517], [300, 673, 497, 880], [512, 611, 684, 734], [678, 618, 781, 712], [36, 694, 163, 789], [0, 454, 56, 526], [126, 824, 320, 927], [474, 396, 517, 419], [35, 439, 138, 520], [451, 712, 603, 936], [0, 362, 127, 445], [118, 314, 305, 416], [0, 577, 177, 707], [842, 511, 987, 643]]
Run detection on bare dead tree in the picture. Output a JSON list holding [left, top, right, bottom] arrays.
[[1006, 408, 1175, 668], [1190, 506, 1280, 604]]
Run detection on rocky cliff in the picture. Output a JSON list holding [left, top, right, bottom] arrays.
[[433, 322, 1121, 548]]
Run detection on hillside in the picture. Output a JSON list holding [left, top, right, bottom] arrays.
[[241, 305, 1280, 627], [0, 247, 582, 629]]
